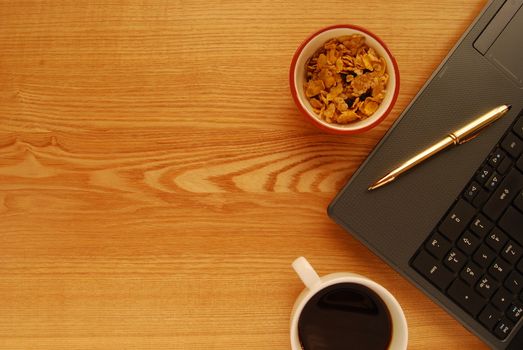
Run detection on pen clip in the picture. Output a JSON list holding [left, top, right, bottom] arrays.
[[449, 129, 482, 145], [456, 132, 480, 145]]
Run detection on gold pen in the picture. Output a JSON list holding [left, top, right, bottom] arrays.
[[368, 104, 512, 191]]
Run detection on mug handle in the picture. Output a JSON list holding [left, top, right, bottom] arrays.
[[292, 257, 321, 290]]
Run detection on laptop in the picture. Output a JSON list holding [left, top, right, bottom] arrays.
[[327, 0, 523, 348]]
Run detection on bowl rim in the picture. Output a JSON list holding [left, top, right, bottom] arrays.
[[289, 24, 400, 134]]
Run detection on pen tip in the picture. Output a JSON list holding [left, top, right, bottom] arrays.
[[507, 104, 512, 110], [367, 176, 395, 191]]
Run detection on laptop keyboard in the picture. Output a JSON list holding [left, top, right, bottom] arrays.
[[410, 107, 523, 340]]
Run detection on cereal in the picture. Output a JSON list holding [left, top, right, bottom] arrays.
[[304, 34, 389, 124]]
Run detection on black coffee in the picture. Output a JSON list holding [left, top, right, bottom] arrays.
[[298, 283, 392, 350]]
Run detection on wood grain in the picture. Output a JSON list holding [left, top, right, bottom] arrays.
[[0, 0, 489, 349]]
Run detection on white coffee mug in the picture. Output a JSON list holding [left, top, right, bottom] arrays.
[[290, 257, 408, 350]]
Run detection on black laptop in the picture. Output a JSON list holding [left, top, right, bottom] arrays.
[[328, 0, 523, 348]]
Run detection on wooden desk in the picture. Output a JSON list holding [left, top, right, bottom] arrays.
[[0, 1, 490, 348]]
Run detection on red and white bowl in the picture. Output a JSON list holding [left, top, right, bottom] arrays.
[[289, 24, 400, 134]]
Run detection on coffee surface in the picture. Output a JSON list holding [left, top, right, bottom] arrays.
[[298, 282, 392, 350]]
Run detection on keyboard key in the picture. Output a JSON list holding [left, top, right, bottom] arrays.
[[489, 148, 506, 168], [518, 154, 523, 172], [502, 241, 523, 264], [439, 199, 475, 241], [463, 182, 481, 202], [444, 249, 466, 272], [448, 279, 485, 317], [514, 116, 523, 139], [492, 288, 512, 311], [498, 156, 513, 175], [501, 132, 523, 158], [457, 231, 480, 255], [507, 301, 523, 323], [499, 207, 523, 246], [476, 275, 498, 298], [517, 152, 523, 171], [474, 244, 496, 268], [515, 190, 523, 211], [412, 251, 453, 291], [486, 172, 502, 190], [486, 227, 509, 253], [494, 318, 514, 339], [517, 258, 523, 274], [470, 214, 493, 238], [425, 232, 451, 259], [461, 263, 482, 286], [479, 304, 502, 331], [483, 169, 523, 221], [472, 188, 490, 208], [489, 258, 511, 281], [505, 271, 523, 294], [476, 165, 494, 185]]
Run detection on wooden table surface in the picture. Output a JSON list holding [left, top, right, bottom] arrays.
[[0, 1, 491, 349]]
